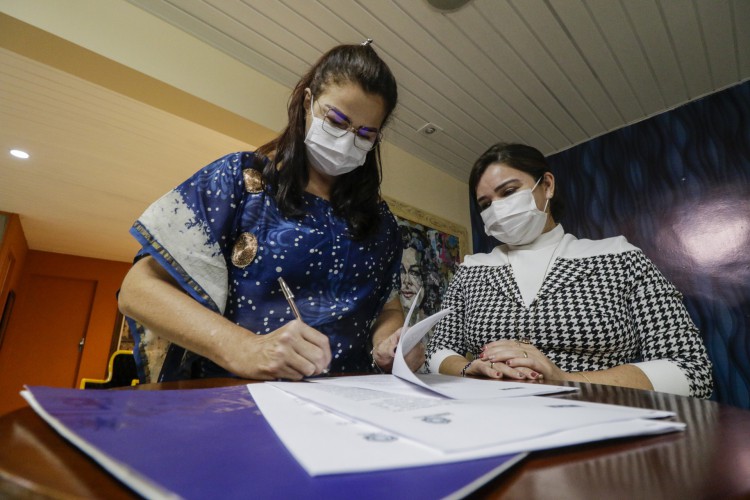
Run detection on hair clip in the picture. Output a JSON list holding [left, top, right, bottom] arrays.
[[361, 38, 373, 46]]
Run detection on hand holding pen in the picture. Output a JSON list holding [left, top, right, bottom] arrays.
[[277, 277, 331, 376], [232, 278, 330, 380]]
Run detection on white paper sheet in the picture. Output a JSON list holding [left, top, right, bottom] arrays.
[[245, 384, 525, 475], [311, 373, 577, 399], [390, 297, 452, 394], [267, 381, 674, 453], [248, 384, 683, 476]]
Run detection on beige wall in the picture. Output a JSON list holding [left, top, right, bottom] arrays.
[[381, 145, 471, 254], [0, 0, 471, 253]]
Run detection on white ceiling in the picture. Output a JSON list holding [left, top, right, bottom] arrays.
[[128, 0, 750, 177], [1, 0, 749, 262]]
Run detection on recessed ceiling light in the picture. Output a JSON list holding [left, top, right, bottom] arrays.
[[10, 149, 30, 159]]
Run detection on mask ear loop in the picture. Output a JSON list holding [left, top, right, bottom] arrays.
[[535, 175, 551, 213], [306, 92, 325, 135]]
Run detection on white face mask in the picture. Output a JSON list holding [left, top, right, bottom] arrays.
[[480, 177, 549, 246], [304, 98, 367, 176]]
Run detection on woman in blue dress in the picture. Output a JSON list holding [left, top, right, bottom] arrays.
[[119, 41, 422, 382]]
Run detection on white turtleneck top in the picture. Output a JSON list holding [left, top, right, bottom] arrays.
[[501, 224, 565, 307]]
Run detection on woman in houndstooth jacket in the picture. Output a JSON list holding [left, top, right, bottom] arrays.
[[426, 143, 713, 398]]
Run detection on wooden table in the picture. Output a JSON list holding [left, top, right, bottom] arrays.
[[1, 378, 749, 499]]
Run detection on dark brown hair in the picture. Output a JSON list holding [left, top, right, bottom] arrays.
[[256, 43, 398, 240], [468, 142, 564, 221]]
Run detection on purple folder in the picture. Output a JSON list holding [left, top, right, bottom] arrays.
[[23, 385, 525, 499]]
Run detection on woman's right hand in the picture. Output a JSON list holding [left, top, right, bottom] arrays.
[[228, 320, 332, 381]]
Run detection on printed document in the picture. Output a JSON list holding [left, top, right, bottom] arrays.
[[267, 381, 673, 453], [248, 384, 683, 475]]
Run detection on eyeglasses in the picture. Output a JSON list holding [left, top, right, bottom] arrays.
[[315, 101, 381, 151]]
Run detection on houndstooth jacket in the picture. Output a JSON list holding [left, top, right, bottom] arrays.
[[426, 229, 713, 399]]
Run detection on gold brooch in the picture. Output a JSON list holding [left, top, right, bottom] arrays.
[[243, 169, 263, 193], [231, 232, 258, 268]]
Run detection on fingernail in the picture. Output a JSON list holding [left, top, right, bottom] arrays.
[[529, 372, 538, 379], [506, 360, 512, 366], [517, 372, 523, 378]]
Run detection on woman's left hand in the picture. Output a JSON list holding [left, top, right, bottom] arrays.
[[372, 327, 425, 373], [480, 339, 567, 381]]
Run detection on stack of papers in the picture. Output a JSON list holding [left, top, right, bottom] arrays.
[[250, 300, 684, 476]]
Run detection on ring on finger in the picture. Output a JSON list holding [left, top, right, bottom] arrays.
[[523, 351, 528, 358], [490, 362, 494, 369]]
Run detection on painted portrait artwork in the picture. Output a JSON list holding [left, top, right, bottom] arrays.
[[384, 197, 467, 327]]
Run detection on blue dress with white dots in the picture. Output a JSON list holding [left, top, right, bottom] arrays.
[[128, 152, 402, 382]]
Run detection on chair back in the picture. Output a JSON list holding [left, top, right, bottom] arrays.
[[80, 350, 139, 389]]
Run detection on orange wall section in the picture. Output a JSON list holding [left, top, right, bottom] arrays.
[[0, 250, 131, 415], [0, 213, 29, 314], [22, 251, 132, 380]]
